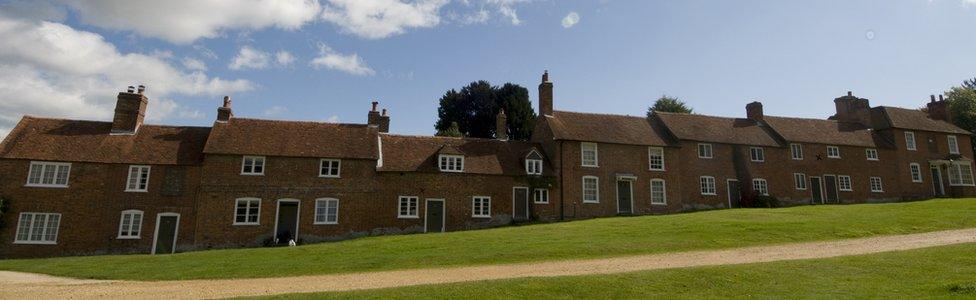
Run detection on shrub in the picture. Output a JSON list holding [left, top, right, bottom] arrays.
[[740, 191, 781, 208]]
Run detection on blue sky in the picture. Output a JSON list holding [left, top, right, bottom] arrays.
[[1, 0, 976, 139]]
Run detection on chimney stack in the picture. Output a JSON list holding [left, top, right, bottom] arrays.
[[496, 109, 508, 140], [832, 91, 872, 125], [216, 96, 233, 122], [927, 94, 951, 123], [538, 70, 553, 116], [367, 101, 390, 133], [111, 85, 148, 134], [746, 101, 764, 121]]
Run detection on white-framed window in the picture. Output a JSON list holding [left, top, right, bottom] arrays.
[[865, 149, 879, 161], [398, 196, 419, 218], [25, 161, 71, 188], [700, 176, 716, 195], [826, 146, 840, 158], [790, 143, 803, 160], [472, 196, 491, 218], [869, 177, 884, 192], [582, 176, 600, 203], [526, 159, 543, 175], [905, 131, 917, 151], [750, 147, 765, 162], [910, 163, 923, 183], [117, 210, 143, 239], [438, 155, 464, 172], [838, 175, 853, 191], [948, 135, 960, 155], [650, 179, 667, 205], [581, 142, 599, 167], [233, 198, 261, 225], [533, 189, 549, 204], [948, 162, 976, 186], [319, 159, 341, 178], [698, 143, 713, 159], [794, 173, 807, 190], [125, 165, 151, 192], [241, 156, 265, 175], [753, 178, 769, 196], [648, 147, 665, 171], [14, 212, 61, 245], [314, 198, 339, 225]]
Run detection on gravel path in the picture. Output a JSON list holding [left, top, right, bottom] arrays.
[[2, 228, 975, 299]]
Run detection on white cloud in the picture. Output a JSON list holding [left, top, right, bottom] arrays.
[[229, 46, 271, 70], [964, 0, 976, 6], [452, 9, 490, 25], [263, 105, 289, 116], [310, 43, 375, 76], [182, 57, 207, 71], [320, 0, 449, 39], [325, 115, 341, 123], [275, 51, 296, 66], [486, 0, 533, 25], [60, 0, 322, 44], [561, 12, 580, 28]]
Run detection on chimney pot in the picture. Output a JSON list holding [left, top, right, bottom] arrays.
[[931, 95, 936, 103], [137, 85, 146, 94], [127, 86, 135, 93], [223, 96, 232, 108], [940, 95, 945, 101], [847, 91, 852, 97], [371, 101, 378, 112], [382, 108, 387, 116]]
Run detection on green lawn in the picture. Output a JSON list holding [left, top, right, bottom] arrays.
[[1, 199, 975, 281], [266, 243, 976, 299]]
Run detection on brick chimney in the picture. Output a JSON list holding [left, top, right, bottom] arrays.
[[111, 85, 148, 134], [538, 70, 553, 116], [217, 96, 233, 122], [746, 101, 764, 121], [927, 94, 951, 123], [496, 109, 508, 140], [832, 91, 871, 125], [367, 101, 390, 133]]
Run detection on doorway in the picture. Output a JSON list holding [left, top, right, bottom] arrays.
[[274, 200, 300, 244], [616, 180, 634, 214], [152, 213, 180, 255], [810, 177, 824, 204], [425, 199, 445, 233], [513, 187, 530, 221], [823, 175, 839, 204], [931, 166, 945, 196], [727, 179, 741, 208]]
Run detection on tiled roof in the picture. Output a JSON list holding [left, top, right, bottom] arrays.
[[203, 118, 378, 159], [379, 135, 548, 176], [653, 112, 780, 147], [763, 116, 882, 148], [545, 111, 669, 146], [0, 116, 210, 165], [875, 106, 970, 134]]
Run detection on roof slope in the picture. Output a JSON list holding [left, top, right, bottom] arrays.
[[876, 107, 970, 134], [379, 135, 547, 176], [654, 112, 780, 147], [0, 116, 210, 165], [545, 111, 668, 146], [763, 116, 882, 148], [203, 118, 378, 159]]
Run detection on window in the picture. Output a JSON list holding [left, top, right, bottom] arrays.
[[865, 149, 879, 161], [753, 178, 769, 196], [117, 210, 143, 239], [648, 147, 665, 171], [14, 212, 60, 244], [869, 177, 884, 192], [398, 196, 419, 218], [948, 135, 960, 155], [533, 189, 549, 204], [582, 176, 600, 203], [905, 131, 917, 151], [581, 142, 599, 167], [526, 159, 543, 175], [698, 143, 713, 159], [948, 162, 976, 186], [233, 198, 261, 225], [319, 159, 341, 178], [750, 147, 765, 162], [314, 198, 339, 224], [438, 155, 464, 172], [838, 176, 853, 191], [790, 143, 803, 160], [794, 173, 807, 190], [910, 163, 923, 183], [125, 165, 150, 192], [650, 179, 667, 205], [700, 176, 716, 195], [241, 156, 265, 175], [472, 196, 491, 218], [826, 146, 840, 158], [25, 162, 70, 188]]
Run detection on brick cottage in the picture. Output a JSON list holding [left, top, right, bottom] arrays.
[[1, 74, 973, 258]]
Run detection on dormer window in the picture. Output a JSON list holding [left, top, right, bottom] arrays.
[[525, 150, 543, 175], [439, 155, 464, 172]]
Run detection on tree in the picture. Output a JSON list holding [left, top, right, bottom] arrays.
[[436, 122, 463, 137], [435, 81, 536, 140], [647, 95, 693, 117], [946, 86, 976, 133], [963, 78, 976, 91]]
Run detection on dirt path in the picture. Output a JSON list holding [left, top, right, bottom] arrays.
[[2, 228, 975, 299]]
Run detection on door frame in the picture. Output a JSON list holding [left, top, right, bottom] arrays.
[[809, 176, 824, 204], [931, 166, 945, 196], [512, 186, 530, 220], [424, 198, 445, 233], [726, 179, 739, 208], [272, 199, 301, 243], [615, 178, 635, 214], [151, 212, 180, 255], [823, 174, 839, 204]]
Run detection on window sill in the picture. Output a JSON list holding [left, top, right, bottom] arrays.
[[117, 236, 141, 240], [649, 168, 666, 172], [581, 165, 599, 168], [795, 188, 807, 191], [751, 161, 764, 163], [472, 215, 492, 219], [871, 191, 884, 193], [701, 193, 717, 196], [949, 183, 976, 187], [867, 159, 879, 161], [651, 202, 668, 206], [582, 200, 600, 204], [313, 222, 339, 225], [533, 201, 550, 205], [318, 175, 341, 178], [124, 190, 149, 193], [24, 184, 68, 189], [828, 157, 841, 159], [232, 223, 261, 226], [13, 241, 57, 245], [240, 173, 265, 176], [397, 216, 420, 219], [698, 157, 713, 159], [839, 189, 853, 192]]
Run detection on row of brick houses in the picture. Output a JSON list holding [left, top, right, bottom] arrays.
[[1, 74, 973, 258]]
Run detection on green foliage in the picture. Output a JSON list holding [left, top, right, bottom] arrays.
[[647, 95, 693, 116], [435, 81, 536, 140], [946, 86, 976, 133], [436, 122, 463, 137], [963, 78, 976, 91], [0, 196, 7, 229]]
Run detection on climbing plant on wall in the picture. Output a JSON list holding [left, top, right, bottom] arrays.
[[0, 196, 8, 229]]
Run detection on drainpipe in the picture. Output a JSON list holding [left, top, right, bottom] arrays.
[[559, 140, 565, 221]]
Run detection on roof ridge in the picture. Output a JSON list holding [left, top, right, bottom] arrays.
[[554, 110, 646, 119], [385, 133, 536, 143], [231, 117, 368, 127], [655, 111, 743, 121]]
